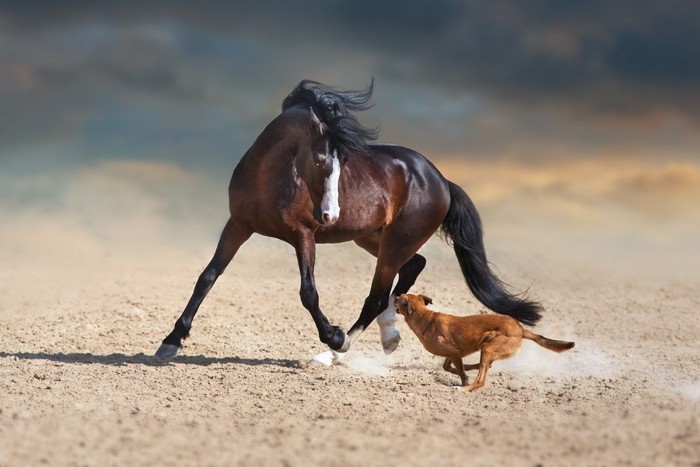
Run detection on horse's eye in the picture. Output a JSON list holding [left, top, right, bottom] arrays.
[[314, 155, 327, 167]]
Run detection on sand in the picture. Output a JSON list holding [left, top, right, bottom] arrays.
[[1, 226, 699, 466]]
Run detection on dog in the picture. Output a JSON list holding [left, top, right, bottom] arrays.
[[395, 293, 575, 391]]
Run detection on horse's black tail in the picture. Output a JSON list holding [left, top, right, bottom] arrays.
[[440, 181, 543, 326]]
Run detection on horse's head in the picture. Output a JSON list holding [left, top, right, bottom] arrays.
[[284, 80, 378, 227], [295, 108, 344, 226]]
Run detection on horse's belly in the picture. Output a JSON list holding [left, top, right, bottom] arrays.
[[314, 225, 381, 244]]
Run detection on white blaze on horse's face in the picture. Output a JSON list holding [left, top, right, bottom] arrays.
[[320, 150, 341, 225]]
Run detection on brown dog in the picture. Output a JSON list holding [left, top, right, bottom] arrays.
[[395, 294, 575, 391]]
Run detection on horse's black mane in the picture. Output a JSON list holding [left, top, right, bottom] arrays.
[[282, 79, 379, 157]]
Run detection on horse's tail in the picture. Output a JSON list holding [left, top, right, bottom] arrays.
[[440, 181, 543, 326]]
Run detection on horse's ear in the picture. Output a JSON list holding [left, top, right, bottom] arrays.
[[419, 294, 433, 305], [309, 107, 325, 135]]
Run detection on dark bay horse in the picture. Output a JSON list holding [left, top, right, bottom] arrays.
[[155, 80, 542, 364]]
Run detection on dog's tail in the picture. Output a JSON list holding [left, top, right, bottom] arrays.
[[440, 181, 543, 326], [522, 329, 575, 352]]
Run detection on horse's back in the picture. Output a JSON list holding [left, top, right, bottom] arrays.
[[368, 143, 451, 212], [358, 143, 452, 237]]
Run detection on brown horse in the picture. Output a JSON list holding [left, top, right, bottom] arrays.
[[155, 80, 542, 364]]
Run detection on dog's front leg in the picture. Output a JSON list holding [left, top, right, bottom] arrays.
[[443, 357, 468, 386]]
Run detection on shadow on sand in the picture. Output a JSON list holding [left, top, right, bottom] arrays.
[[0, 351, 300, 368]]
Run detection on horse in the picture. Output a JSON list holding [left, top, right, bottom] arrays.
[[155, 80, 542, 365]]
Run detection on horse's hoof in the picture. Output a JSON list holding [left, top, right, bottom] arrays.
[[328, 327, 349, 352], [382, 332, 401, 355], [309, 349, 346, 367], [155, 343, 181, 359]]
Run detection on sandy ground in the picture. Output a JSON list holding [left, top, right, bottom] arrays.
[[1, 229, 699, 466]]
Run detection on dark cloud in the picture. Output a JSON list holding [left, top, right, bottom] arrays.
[[606, 27, 700, 87], [0, 0, 699, 171], [4, 1, 698, 101]]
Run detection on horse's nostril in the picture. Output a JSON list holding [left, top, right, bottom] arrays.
[[322, 213, 331, 223]]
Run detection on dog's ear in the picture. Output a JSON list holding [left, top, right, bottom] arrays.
[[419, 294, 433, 305]]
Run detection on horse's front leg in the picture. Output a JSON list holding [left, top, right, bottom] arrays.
[[155, 218, 251, 358], [293, 230, 349, 360], [347, 227, 429, 351]]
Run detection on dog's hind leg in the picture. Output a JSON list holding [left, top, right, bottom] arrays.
[[464, 335, 521, 391], [463, 350, 492, 391]]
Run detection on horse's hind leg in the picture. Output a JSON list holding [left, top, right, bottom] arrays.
[[347, 227, 433, 354], [155, 218, 251, 358], [380, 254, 426, 353]]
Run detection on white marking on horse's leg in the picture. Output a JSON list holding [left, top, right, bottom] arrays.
[[320, 151, 341, 224], [310, 350, 338, 367], [338, 331, 351, 352], [309, 348, 348, 367], [377, 295, 401, 355], [346, 327, 364, 346]]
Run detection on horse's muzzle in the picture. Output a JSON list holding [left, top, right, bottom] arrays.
[[321, 212, 339, 225]]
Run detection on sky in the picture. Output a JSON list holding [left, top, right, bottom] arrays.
[[1, 1, 699, 280]]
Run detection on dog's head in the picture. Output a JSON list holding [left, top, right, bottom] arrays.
[[395, 293, 433, 318]]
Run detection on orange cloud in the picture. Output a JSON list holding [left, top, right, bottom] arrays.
[[434, 158, 700, 224], [1, 156, 698, 289]]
